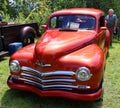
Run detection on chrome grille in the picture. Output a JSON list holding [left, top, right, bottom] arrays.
[[15, 66, 90, 90]]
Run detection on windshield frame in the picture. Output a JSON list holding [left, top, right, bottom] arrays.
[[48, 14, 96, 30]]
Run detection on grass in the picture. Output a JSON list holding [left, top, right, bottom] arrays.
[[0, 38, 120, 108]]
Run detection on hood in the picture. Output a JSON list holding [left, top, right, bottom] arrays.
[[35, 29, 97, 64]]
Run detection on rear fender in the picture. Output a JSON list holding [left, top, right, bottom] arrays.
[[20, 26, 36, 38], [19, 26, 36, 46], [104, 29, 110, 48]]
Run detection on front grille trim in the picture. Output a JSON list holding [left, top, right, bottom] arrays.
[[21, 73, 76, 83], [11, 75, 91, 90], [17, 66, 91, 90]]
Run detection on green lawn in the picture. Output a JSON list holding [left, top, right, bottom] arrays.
[[0, 39, 120, 108]]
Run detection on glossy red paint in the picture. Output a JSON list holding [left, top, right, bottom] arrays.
[[35, 30, 97, 63], [7, 8, 110, 101]]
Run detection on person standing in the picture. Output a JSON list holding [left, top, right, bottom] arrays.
[[105, 9, 118, 46]]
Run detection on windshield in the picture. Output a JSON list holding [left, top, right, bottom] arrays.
[[49, 15, 96, 30]]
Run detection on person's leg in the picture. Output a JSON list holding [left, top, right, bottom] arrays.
[[108, 28, 114, 46]]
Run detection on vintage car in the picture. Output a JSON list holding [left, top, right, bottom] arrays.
[[7, 8, 110, 101]]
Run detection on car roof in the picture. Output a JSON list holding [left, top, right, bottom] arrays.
[[50, 8, 105, 18]]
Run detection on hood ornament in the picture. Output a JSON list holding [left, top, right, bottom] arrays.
[[37, 61, 51, 68]]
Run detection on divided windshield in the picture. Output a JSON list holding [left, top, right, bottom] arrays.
[[49, 15, 96, 30]]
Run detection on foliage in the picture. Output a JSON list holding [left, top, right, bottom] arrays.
[[25, 1, 51, 27], [49, 0, 86, 11]]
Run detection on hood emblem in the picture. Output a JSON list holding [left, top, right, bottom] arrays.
[[38, 61, 51, 68]]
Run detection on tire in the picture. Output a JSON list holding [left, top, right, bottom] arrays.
[[22, 32, 35, 46]]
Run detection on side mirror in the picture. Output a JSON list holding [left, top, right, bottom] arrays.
[[41, 25, 48, 31], [100, 27, 107, 31]]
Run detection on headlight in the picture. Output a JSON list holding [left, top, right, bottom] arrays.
[[76, 67, 92, 81], [9, 60, 20, 72]]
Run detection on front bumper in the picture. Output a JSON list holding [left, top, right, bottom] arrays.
[[7, 76, 103, 101]]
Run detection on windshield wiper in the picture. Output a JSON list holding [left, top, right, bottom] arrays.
[[80, 28, 93, 30], [59, 28, 78, 32]]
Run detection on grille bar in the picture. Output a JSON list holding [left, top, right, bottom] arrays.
[[21, 73, 76, 83], [21, 66, 75, 77]]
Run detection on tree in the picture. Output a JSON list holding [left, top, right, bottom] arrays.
[[1, 0, 119, 27], [0, 0, 9, 15]]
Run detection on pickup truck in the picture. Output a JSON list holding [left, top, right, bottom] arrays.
[[0, 22, 39, 56], [7, 8, 110, 101]]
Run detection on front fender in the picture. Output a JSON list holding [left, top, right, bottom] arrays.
[[58, 44, 105, 89], [10, 43, 36, 68], [59, 44, 104, 70]]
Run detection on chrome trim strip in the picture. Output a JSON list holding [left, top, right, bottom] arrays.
[[37, 62, 52, 68], [21, 73, 76, 83], [21, 66, 42, 76], [21, 66, 75, 77], [42, 71, 75, 77], [19, 77, 43, 87]]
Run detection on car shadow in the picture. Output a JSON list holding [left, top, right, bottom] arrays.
[[1, 89, 103, 108]]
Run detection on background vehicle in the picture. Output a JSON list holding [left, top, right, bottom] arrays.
[[0, 22, 39, 56], [7, 8, 110, 101]]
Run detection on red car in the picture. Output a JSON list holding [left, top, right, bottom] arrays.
[[7, 8, 110, 101]]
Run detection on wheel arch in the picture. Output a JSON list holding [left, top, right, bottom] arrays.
[[18, 26, 37, 46]]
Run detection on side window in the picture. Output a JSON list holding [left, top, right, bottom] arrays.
[[99, 16, 105, 27], [50, 17, 57, 28]]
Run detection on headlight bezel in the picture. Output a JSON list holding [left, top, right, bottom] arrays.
[[9, 60, 20, 73], [76, 67, 92, 81]]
